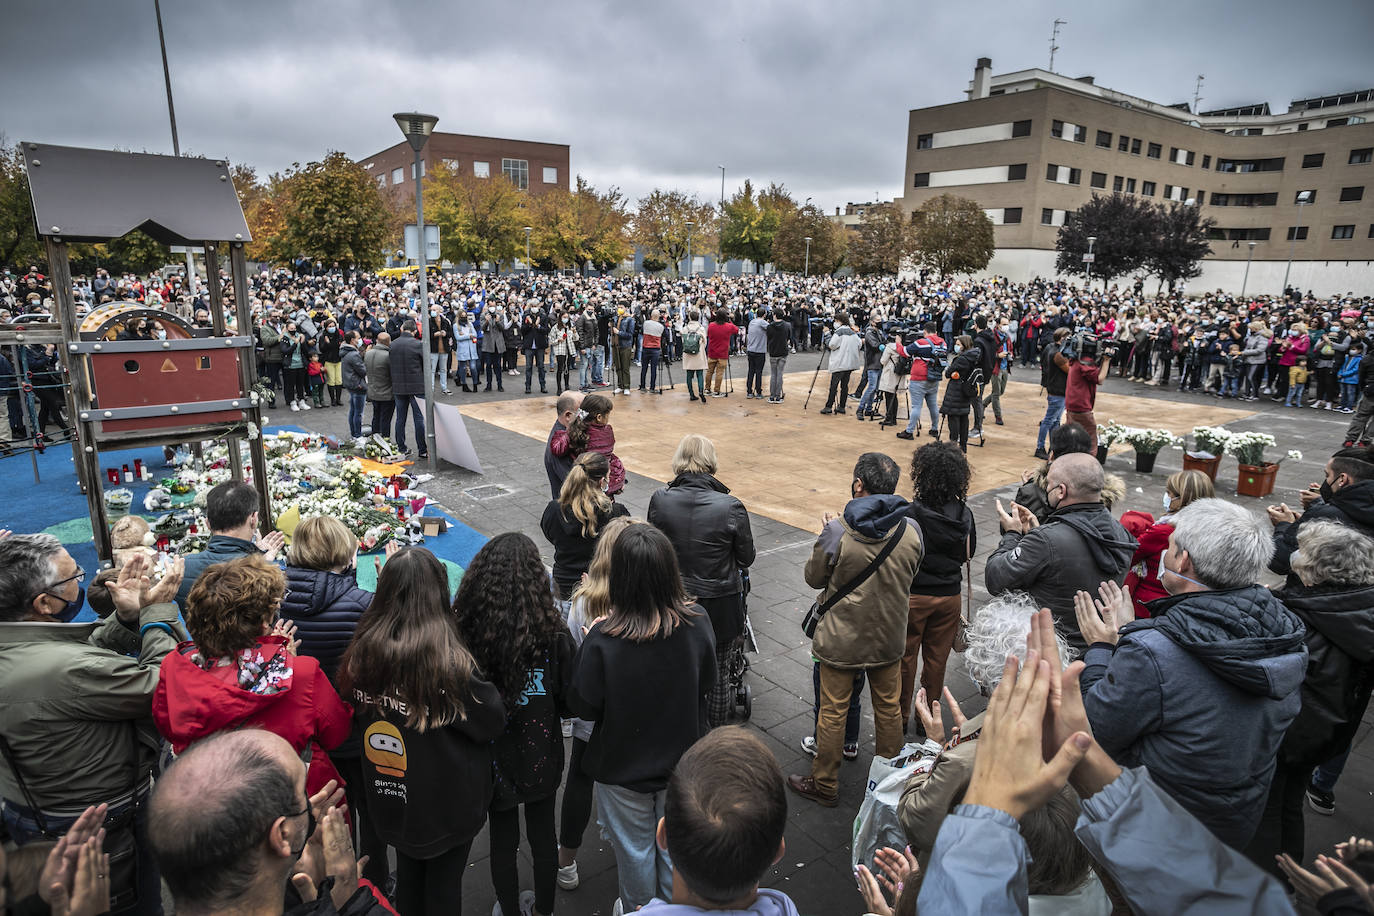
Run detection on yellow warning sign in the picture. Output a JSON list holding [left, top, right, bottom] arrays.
[[161, 358, 178, 372]]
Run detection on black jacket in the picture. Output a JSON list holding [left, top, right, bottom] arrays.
[[1041, 341, 1069, 396], [544, 421, 572, 500], [428, 314, 453, 354], [340, 344, 367, 393], [647, 473, 756, 599], [540, 498, 630, 598], [319, 328, 343, 362], [491, 632, 576, 809], [280, 566, 372, 683], [862, 326, 885, 372], [1271, 481, 1374, 584], [940, 346, 982, 415], [388, 333, 425, 396], [1276, 582, 1374, 768], [974, 328, 1000, 380], [766, 319, 792, 358], [907, 499, 975, 597]]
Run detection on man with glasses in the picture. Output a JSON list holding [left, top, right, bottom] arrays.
[[0, 534, 185, 914]]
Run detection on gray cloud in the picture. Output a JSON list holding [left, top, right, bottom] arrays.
[[3, 0, 1369, 215]]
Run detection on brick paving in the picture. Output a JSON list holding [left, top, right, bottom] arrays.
[[284, 351, 1372, 915]]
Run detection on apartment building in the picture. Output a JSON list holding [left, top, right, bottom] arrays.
[[361, 132, 570, 203], [902, 59, 1374, 293]]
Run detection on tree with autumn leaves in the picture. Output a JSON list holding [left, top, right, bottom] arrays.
[[631, 189, 718, 277]]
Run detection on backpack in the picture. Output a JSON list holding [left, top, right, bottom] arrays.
[[893, 352, 914, 376], [683, 328, 702, 355], [961, 365, 984, 398]]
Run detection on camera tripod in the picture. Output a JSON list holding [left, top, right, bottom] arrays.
[[803, 347, 830, 410], [655, 354, 676, 394]]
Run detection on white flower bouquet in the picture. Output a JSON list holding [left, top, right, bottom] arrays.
[[1226, 431, 1278, 467], [1190, 426, 1232, 459], [1122, 427, 1182, 455], [1099, 420, 1129, 447]]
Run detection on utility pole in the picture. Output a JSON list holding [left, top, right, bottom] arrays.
[[1049, 18, 1066, 72], [154, 0, 197, 294]]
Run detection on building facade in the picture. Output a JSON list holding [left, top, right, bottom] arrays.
[[902, 59, 1374, 293], [361, 132, 570, 203]]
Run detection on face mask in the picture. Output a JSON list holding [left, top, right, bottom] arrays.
[[54, 585, 85, 623], [1162, 491, 1175, 513], [1320, 479, 1336, 503], [288, 802, 317, 858], [1160, 558, 1208, 594]]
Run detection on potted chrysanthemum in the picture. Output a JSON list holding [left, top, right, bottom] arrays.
[[1122, 427, 1181, 473], [1183, 426, 1231, 481]]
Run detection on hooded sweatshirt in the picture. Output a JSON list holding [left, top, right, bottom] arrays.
[[805, 494, 925, 669], [1082, 585, 1307, 848], [639, 889, 801, 916], [153, 635, 353, 797]]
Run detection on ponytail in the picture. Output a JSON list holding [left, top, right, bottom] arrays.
[[569, 393, 613, 453], [560, 452, 612, 537]]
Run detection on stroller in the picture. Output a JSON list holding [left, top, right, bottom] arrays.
[[725, 568, 758, 720]]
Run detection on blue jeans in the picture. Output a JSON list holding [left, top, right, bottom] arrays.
[[811, 661, 863, 745], [856, 369, 881, 415], [393, 393, 426, 455], [347, 389, 366, 438], [1220, 375, 1241, 398], [1341, 382, 1360, 410], [580, 347, 601, 387], [1311, 747, 1351, 793], [1286, 383, 1305, 407], [1037, 394, 1065, 451], [454, 357, 480, 388], [524, 348, 547, 390], [905, 378, 940, 434], [639, 348, 661, 389], [596, 783, 672, 910]]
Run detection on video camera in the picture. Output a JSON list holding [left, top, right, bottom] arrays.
[[1060, 327, 1101, 361]]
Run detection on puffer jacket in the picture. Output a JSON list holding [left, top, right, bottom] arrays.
[[280, 566, 373, 682], [1242, 331, 1271, 365], [805, 494, 925, 669], [388, 332, 425, 396], [985, 502, 1137, 654], [1082, 585, 1307, 848], [940, 346, 982, 415], [1271, 480, 1374, 584], [906, 498, 975, 597], [363, 344, 392, 402], [1276, 582, 1374, 769], [340, 344, 367, 392], [647, 473, 756, 599], [825, 325, 862, 372]]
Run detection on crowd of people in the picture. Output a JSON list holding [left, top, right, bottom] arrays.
[[4, 260, 1374, 916]]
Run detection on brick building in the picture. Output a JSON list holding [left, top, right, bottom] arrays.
[[361, 132, 571, 203]]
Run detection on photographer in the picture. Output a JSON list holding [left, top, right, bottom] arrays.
[[894, 322, 946, 440], [1064, 330, 1113, 451]]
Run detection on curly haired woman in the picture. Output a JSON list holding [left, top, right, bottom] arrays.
[[453, 533, 576, 916]]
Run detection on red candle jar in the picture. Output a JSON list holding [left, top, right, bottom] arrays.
[[133, 459, 143, 475], [106, 468, 119, 484]]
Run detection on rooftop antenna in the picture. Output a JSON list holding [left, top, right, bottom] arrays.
[[1193, 74, 1205, 113], [1048, 18, 1066, 72]]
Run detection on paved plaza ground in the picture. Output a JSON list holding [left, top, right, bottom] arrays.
[[282, 350, 1373, 916]]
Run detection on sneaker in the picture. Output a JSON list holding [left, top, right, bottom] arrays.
[[300, 402, 311, 410], [968, 428, 981, 438], [1034, 448, 1050, 460], [800, 735, 818, 757], [612, 898, 624, 916], [994, 418, 1004, 426], [843, 742, 859, 761], [492, 890, 537, 916], [557, 860, 580, 891], [1306, 781, 1336, 816], [819, 408, 833, 415], [289, 402, 299, 411], [895, 430, 914, 440]]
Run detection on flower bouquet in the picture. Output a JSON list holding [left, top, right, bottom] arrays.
[[1122, 427, 1180, 473], [1183, 426, 1232, 481], [1226, 432, 1280, 497], [1096, 420, 1129, 465], [104, 488, 133, 518]]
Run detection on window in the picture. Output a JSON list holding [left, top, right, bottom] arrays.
[[1352, 148, 1373, 164], [1209, 192, 1277, 207], [1012, 120, 1032, 137], [913, 172, 930, 188], [1332, 225, 1355, 239], [1187, 151, 1196, 166], [1118, 135, 1130, 152], [543, 166, 558, 184], [1302, 153, 1325, 168], [410, 159, 426, 179], [1216, 157, 1285, 173], [1126, 178, 1137, 193], [1164, 184, 1174, 198], [1046, 163, 1058, 181], [1195, 191, 1205, 204], [1068, 168, 1082, 185], [917, 133, 933, 149], [1131, 138, 1142, 155], [390, 167, 404, 185], [1003, 207, 1022, 224], [502, 158, 529, 190], [1141, 180, 1156, 196], [1201, 154, 1211, 169], [376, 175, 386, 189], [1051, 119, 1064, 139], [1369, 224, 1374, 238], [441, 158, 459, 171], [1041, 208, 1055, 225], [1007, 163, 1027, 181], [1090, 171, 1107, 189], [1178, 188, 1190, 202], [1206, 227, 1272, 241], [1298, 123, 1309, 131], [1340, 186, 1365, 201], [473, 161, 490, 178], [1286, 226, 1309, 240], [1096, 130, 1112, 148], [1147, 142, 1162, 159], [1113, 175, 1124, 192], [1328, 117, 1350, 127], [1169, 146, 1180, 161], [1073, 124, 1086, 143], [1296, 190, 1317, 204]]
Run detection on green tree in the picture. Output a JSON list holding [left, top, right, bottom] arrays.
[[0, 140, 43, 271], [847, 203, 913, 275], [424, 163, 524, 269], [1055, 192, 1158, 285], [719, 180, 795, 271], [910, 194, 995, 277], [632, 190, 717, 277], [274, 152, 394, 268], [1148, 201, 1214, 291], [772, 204, 843, 274]]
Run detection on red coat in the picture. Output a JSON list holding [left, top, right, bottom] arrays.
[[550, 423, 626, 495], [153, 635, 352, 796], [706, 321, 739, 360], [1120, 510, 1174, 619]]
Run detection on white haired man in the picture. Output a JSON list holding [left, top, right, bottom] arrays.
[[1072, 498, 1307, 850]]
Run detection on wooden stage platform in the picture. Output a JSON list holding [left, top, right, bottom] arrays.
[[460, 373, 1253, 533]]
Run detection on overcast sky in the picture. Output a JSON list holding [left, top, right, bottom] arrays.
[[3, 0, 1370, 215]]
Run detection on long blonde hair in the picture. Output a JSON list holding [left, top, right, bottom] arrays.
[[560, 451, 612, 537], [573, 516, 640, 623]]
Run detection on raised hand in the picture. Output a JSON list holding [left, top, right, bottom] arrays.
[[145, 556, 184, 607], [1073, 587, 1119, 647], [256, 529, 286, 562]]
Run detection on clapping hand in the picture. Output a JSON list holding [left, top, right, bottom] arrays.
[[913, 686, 966, 746], [271, 618, 301, 655], [39, 805, 107, 914], [373, 537, 401, 576], [256, 529, 286, 562], [1266, 503, 1298, 526], [1278, 853, 1374, 908], [1073, 580, 1132, 647], [291, 805, 362, 911], [856, 845, 919, 916]]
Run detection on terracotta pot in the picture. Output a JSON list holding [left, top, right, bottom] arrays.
[[1135, 451, 1159, 473], [1182, 452, 1222, 482], [1236, 462, 1278, 498]]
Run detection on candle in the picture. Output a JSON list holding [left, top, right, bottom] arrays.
[[134, 458, 143, 475], [106, 468, 119, 484], [122, 464, 133, 483]]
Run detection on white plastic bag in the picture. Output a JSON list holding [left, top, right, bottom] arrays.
[[851, 741, 939, 872]]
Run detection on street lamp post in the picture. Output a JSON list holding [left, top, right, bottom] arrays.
[[685, 220, 694, 279], [524, 226, 532, 275], [718, 165, 725, 206], [804, 237, 812, 277], [393, 111, 439, 473], [1282, 190, 1312, 297], [1241, 240, 1256, 298], [1085, 235, 1097, 290]]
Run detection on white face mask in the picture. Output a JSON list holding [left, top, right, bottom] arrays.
[[1162, 491, 1174, 513]]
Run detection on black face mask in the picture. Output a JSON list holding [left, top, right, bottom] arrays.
[[1320, 479, 1337, 503], [288, 803, 316, 858]]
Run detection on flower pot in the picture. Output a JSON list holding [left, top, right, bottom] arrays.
[[1236, 462, 1278, 498], [1096, 444, 1110, 465], [1182, 452, 1222, 482], [1135, 451, 1159, 473]]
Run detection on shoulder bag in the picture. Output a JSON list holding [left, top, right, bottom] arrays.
[[802, 521, 906, 638]]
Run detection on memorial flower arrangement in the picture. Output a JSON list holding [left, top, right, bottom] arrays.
[[1099, 420, 1129, 447], [1121, 427, 1181, 455], [1189, 426, 1232, 458], [1226, 432, 1278, 467]]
